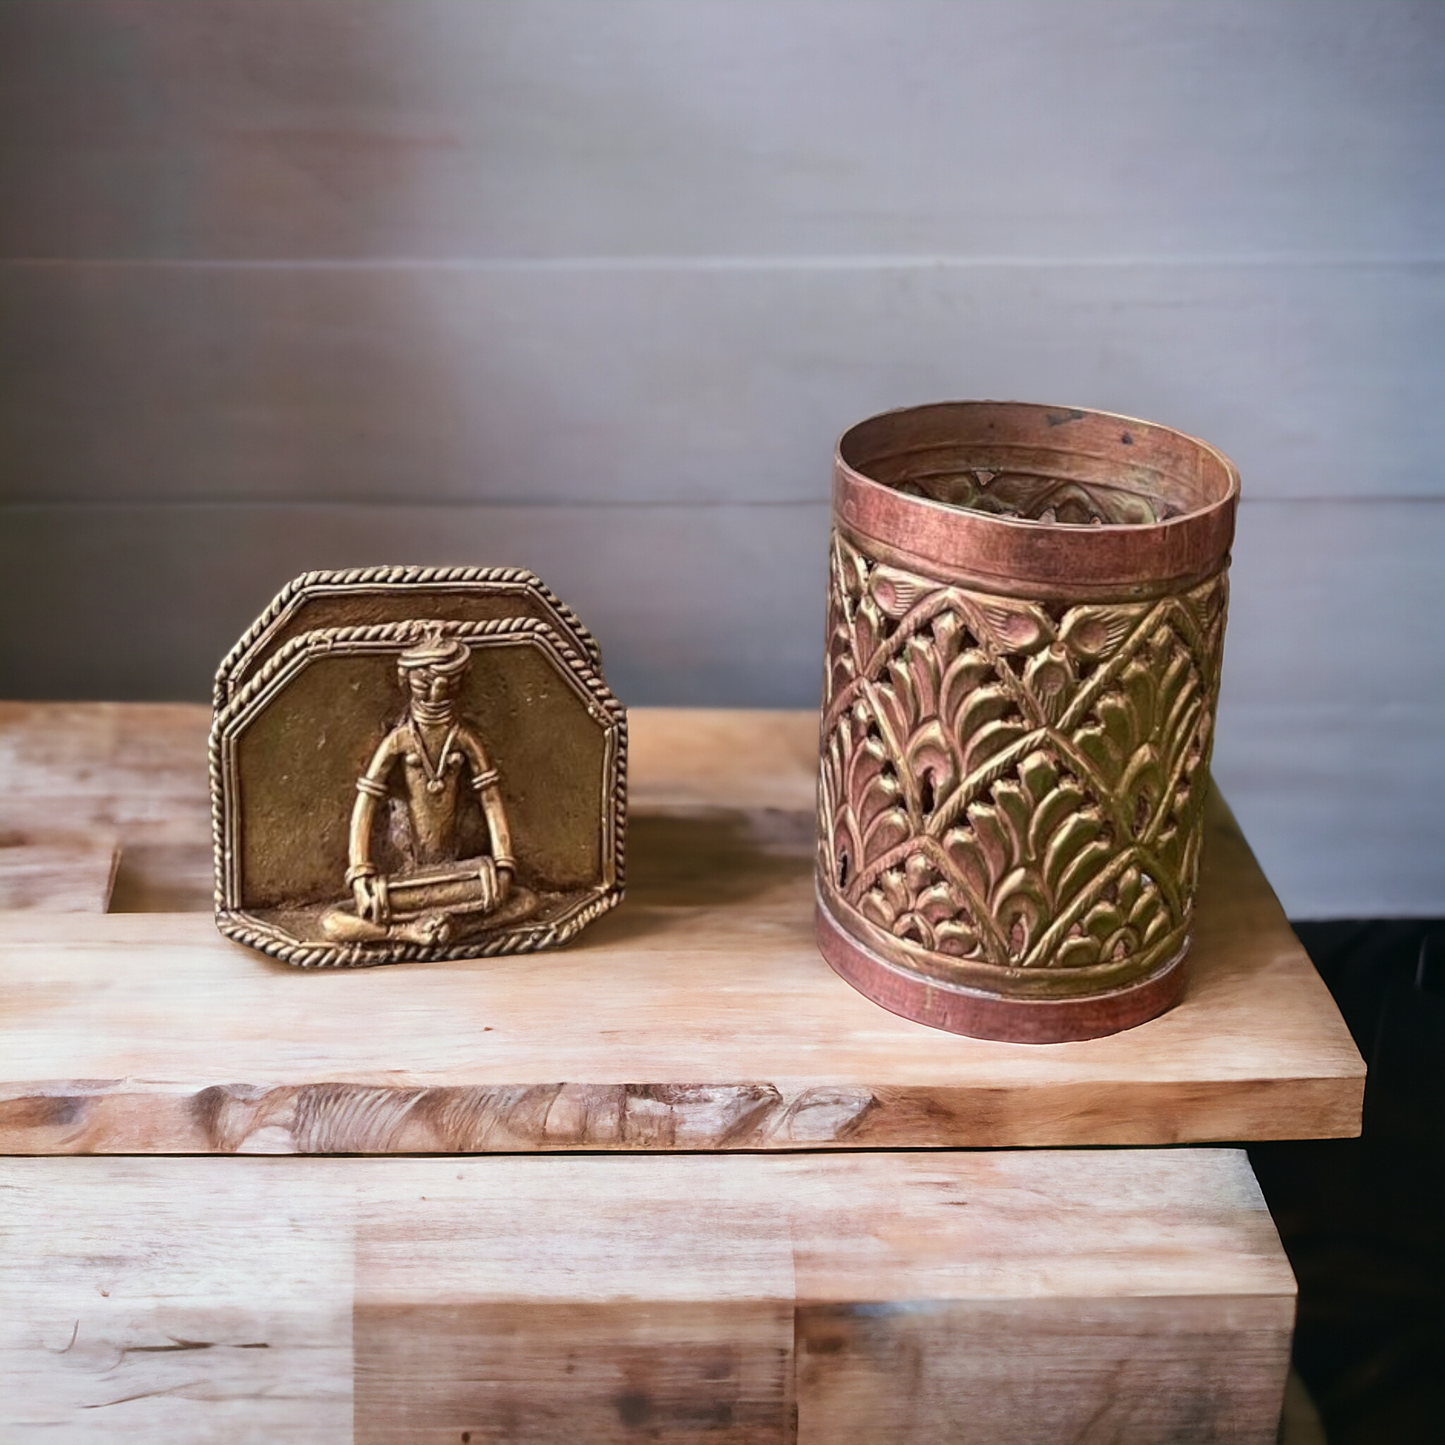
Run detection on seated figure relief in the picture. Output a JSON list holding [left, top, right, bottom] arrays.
[[320, 631, 535, 946], [213, 566, 626, 968]]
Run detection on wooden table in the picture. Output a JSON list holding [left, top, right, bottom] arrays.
[[0, 704, 1361, 1442]]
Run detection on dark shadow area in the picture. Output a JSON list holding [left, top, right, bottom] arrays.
[[108, 807, 818, 966], [574, 808, 814, 948], [109, 844, 214, 912], [622, 809, 813, 908], [1251, 921, 1444, 1445]]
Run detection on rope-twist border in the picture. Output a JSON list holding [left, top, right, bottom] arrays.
[[214, 564, 603, 707], [215, 890, 621, 969]]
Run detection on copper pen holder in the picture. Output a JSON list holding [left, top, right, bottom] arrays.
[[816, 402, 1239, 1041]]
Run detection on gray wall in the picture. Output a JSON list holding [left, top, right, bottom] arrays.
[[1, 0, 1441, 917]]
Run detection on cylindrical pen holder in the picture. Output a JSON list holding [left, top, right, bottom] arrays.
[[816, 402, 1239, 1042]]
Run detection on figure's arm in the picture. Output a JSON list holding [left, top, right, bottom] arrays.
[[347, 733, 398, 918], [462, 733, 514, 885]]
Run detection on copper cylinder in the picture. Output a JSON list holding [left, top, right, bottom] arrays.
[[815, 402, 1239, 1042]]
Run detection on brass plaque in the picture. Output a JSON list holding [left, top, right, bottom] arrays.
[[211, 568, 626, 967]]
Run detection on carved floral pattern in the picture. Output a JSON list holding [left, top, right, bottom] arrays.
[[817, 531, 1227, 981], [894, 468, 1179, 525]]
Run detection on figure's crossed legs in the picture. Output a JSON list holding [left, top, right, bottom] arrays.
[[321, 856, 505, 946], [319, 904, 456, 946]]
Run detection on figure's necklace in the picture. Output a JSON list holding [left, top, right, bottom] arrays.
[[411, 720, 459, 795]]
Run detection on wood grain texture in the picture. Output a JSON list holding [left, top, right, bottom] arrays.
[[0, 1149, 1296, 1443], [0, 705, 1363, 1153], [0, 839, 118, 911], [0, 701, 213, 837], [1, 0, 1437, 261]]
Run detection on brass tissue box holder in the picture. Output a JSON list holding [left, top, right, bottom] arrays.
[[211, 566, 626, 968]]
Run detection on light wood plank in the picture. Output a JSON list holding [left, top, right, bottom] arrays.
[[796, 1297, 1294, 1445], [0, 703, 213, 866], [0, 840, 118, 911], [0, 1149, 1295, 1444], [0, 706, 1363, 1152], [3, 262, 1441, 506], [0, 1, 1437, 261], [0, 1157, 355, 1444]]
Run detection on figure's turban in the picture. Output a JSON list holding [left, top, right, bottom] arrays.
[[397, 630, 471, 675]]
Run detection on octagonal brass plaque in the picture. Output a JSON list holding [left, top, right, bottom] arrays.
[[211, 568, 626, 967]]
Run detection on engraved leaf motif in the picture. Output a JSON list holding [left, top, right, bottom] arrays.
[[954, 684, 1018, 760], [861, 806, 910, 863], [934, 919, 981, 957], [847, 734, 897, 841], [1027, 782, 1087, 860], [1123, 655, 1158, 738], [964, 597, 1055, 655], [940, 759, 1118, 965], [1059, 605, 1134, 660], [1023, 646, 1077, 725], [1042, 808, 1107, 897], [852, 598, 885, 672], [818, 531, 1223, 975], [993, 867, 1048, 956], [903, 719, 957, 820], [939, 648, 995, 730], [857, 854, 982, 959], [942, 825, 991, 902], [961, 715, 1031, 778], [868, 566, 929, 619]]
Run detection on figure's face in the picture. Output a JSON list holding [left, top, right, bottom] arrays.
[[405, 667, 458, 708]]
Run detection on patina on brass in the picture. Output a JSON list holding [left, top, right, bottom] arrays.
[[816, 402, 1239, 1042], [212, 567, 626, 967]]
